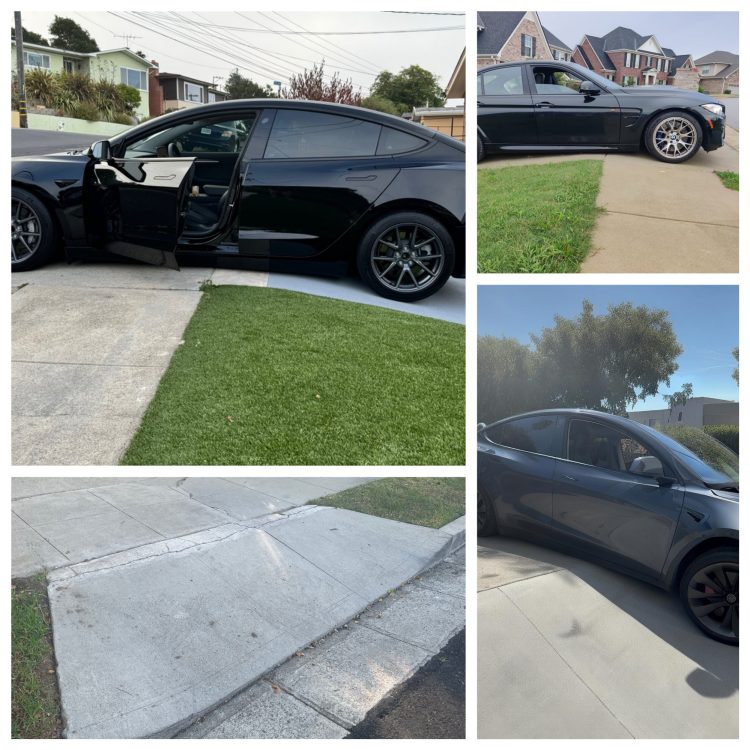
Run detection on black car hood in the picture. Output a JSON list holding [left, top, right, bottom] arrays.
[[616, 86, 720, 106], [12, 152, 90, 179]]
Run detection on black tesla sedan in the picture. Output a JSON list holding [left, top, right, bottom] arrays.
[[477, 61, 725, 164], [11, 99, 465, 301], [478, 409, 739, 645]]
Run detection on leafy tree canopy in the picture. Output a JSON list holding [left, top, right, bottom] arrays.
[[732, 346, 739, 385], [225, 70, 274, 99], [478, 300, 683, 423], [11, 26, 49, 46], [663, 383, 693, 410], [360, 94, 402, 117], [283, 60, 361, 105], [370, 65, 445, 113], [49, 16, 99, 53]]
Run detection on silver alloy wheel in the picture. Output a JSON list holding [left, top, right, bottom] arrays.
[[370, 223, 445, 294], [686, 560, 739, 641], [652, 116, 698, 160], [11, 197, 43, 265]]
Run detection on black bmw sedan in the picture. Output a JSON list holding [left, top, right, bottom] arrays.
[[478, 409, 739, 645], [477, 61, 726, 164], [11, 99, 465, 302]]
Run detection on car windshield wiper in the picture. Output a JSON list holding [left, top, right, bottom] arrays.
[[706, 481, 739, 492]]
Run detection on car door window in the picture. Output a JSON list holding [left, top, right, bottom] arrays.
[[264, 110, 381, 159], [376, 126, 426, 155], [484, 416, 557, 456], [567, 419, 665, 476], [481, 67, 524, 96], [532, 66, 585, 95]]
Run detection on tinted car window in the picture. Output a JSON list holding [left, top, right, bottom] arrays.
[[179, 118, 255, 153], [481, 67, 524, 96], [376, 126, 426, 155], [264, 110, 380, 159], [655, 425, 739, 485], [567, 419, 665, 476], [484, 416, 557, 455], [531, 66, 584, 94]]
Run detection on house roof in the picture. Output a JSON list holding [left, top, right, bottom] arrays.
[[541, 25, 571, 52], [598, 26, 668, 55], [158, 72, 223, 90], [582, 35, 616, 71], [10, 40, 154, 68], [666, 53, 694, 75], [574, 44, 593, 69], [476, 11, 526, 55], [694, 50, 739, 65]]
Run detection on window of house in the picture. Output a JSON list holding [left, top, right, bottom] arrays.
[[23, 51, 50, 69], [184, 81, 203, 103], [483, 416, 558, 457], [120, 67, 147, 91], [63, 59, 75, 74], [264, 110, 381, 159], [481, 66, 524, 95], [521, 33, 535, 57], [701, 65, 710, 75], [647, 56, 652, 66], [625, 52, 631, 67], [634, 54, 640, 67], [208, 91, 216, 103]]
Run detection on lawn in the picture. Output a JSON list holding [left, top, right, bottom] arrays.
[[123, 287, 465, 465], [715, 170, 739, 191], [478, 159, 603, 273], [11, 576, 62, 739], [313, 477, 465, 528]]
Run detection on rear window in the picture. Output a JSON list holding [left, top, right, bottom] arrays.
[[483, 415, 557, 456]]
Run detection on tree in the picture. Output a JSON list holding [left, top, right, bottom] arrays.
[[732, 346, 739, 385], [11, 25, 49, 46], [663, 383, 693, 422], [283, 61, 361, 105], [370, 65, 445, 113], [49, 16, 98, 53], [224, 70, 274, 99], [360, 94, 402, 117]]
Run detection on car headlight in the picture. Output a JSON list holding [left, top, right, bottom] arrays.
[[701, 103, 724, 115]]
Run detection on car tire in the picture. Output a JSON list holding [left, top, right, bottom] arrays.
[[477, 134, 486, 162], [11, 187, 57, 272], [644, 110, 703, 163], [679, 547, 738, 646], [477, 488, 498, 537], [356, 211, 455, 302]]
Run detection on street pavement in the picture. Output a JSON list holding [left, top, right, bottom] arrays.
[[10, 477, 464, 739], [11, 128, 111, 157], [477, 538, 738, 739]]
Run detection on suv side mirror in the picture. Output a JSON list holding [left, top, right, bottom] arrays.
[[90, 140, 111, 160], [580, 80, 600, 96]]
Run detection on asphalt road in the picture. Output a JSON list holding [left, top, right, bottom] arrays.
[[11, 128, 109, 156], [346, 629, 465, 739]]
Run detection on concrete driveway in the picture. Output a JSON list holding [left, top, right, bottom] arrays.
[[479, 126, 739, 273], [478, 538, 738, 739]]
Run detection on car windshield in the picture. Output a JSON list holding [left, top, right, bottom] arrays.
[[651, 425, 739, 487], [575, 66, 623, 90]]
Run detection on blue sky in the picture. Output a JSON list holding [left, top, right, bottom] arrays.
[[538, 12, 738, 59], [478, 285, 739, 410]]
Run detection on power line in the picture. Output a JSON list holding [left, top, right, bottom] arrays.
[[161, 21, 465, 35]]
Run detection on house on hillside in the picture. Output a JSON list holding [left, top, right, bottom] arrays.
[[150, 68, 228, 117], [694, 51, 739, 94], [629, 397, 739, 428], [10, 40, 152, 119], [477, 11, 571, 68]]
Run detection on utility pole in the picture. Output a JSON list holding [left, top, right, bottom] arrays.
[[14, 12, 28, 128]]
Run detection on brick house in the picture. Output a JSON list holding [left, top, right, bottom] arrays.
[[573, 27, 677, 86], [477, 11, 571, 69], [694, 51, 739, 94], [665, 52, 699, 91]]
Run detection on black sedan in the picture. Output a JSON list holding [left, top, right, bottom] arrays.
[[478, 409, 739, 645], [11, 99, 465, 302], [477, 61, 725, 164]]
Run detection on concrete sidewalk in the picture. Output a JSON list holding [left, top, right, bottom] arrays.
[[478, 539, 738, 739]]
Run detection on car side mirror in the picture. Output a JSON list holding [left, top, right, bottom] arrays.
[[90, 140, 111, 161], [580, 81, 600, 96], [655, 475, 675, 487]]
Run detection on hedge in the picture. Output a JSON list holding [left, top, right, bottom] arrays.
[[703, 424, 739, 455]]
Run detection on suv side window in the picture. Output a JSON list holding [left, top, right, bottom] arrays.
[[264, 110, 381, 159], [484, 415, 557, 456], [567, 419, 667, 477]]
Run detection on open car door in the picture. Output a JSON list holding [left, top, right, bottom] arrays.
[[88, 154, 196, 269]]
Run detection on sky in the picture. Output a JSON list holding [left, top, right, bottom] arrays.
[[538, 12, 738, 59], [15, 11, 465, 102], [478, 285, 739, 411]]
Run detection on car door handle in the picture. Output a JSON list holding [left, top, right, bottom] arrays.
[[561, 474, 578, 481], [535, 102, 554, 108], [345, 175, 377, 181]]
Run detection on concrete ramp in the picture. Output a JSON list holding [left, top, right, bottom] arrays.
[[48, 507, 453, 738]]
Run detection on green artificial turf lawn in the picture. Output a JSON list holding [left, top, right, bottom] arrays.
[[122, 286, 465, 465], [478, 159, 603, 273], [11, 576, 62, 739], [715, 170, 739, 191], [314, 477, 465, 528]]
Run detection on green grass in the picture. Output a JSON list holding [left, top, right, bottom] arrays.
[[12, 576, 62, 739], [478, 160, 603, 273], [313, 477, 465, 527], [715, 170, 739, 191], [123, 286, 465, 465]]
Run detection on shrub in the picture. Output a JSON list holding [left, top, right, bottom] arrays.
[[110, 111, 135, 125], [698, 86, 705, 93], [704, 424, 739, 454], [25, 68, 58, 107], [724, 89, 732, 95], [66, 101, 101, 122], [116, 83, 141, 113]]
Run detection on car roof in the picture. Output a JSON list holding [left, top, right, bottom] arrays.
[[489, 408, 639, 429], [478, 60, 590, 76]]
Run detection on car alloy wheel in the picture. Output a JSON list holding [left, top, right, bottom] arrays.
[[685, 560, 738, 642], [652, 116, 698, 161], [11, 197, 43, 265], [369, 222, 445, 294]]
